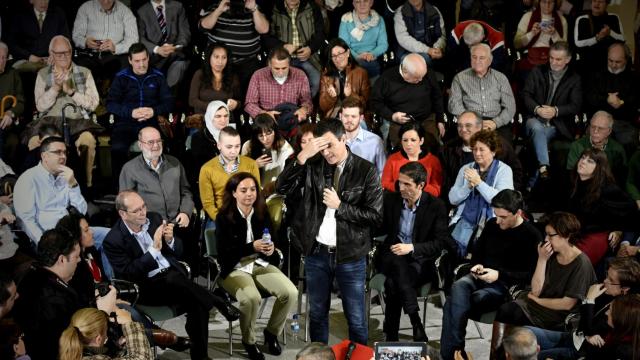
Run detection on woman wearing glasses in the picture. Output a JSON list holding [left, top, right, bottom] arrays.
[[490, 212, 597, 357], [319, 38, 370, 120], [241, 114, 293, 197]]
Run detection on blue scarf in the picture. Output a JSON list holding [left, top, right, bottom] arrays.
[[461, 159, 499, 225]]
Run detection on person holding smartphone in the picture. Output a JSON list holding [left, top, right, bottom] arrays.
[[440, 190, 541, 360]]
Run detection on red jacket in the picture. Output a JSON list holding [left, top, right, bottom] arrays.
[[382, 151, 443, 197]]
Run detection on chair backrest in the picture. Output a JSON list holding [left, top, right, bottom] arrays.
[[204, 228, 218, 258], [266, 195, 285, 232]]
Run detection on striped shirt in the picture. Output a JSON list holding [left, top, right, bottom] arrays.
[[448, 68, 516, 128], [201, 4, 261, 62], [72, 0, 139, 55]]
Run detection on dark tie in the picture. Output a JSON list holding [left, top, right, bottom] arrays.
[[156, 5, 168, 44]]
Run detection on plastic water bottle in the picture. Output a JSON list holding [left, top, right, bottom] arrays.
[[290, 314, 300, 342], [262, 228, 272, 245]]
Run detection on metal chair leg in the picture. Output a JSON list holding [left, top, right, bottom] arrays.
[[474, 320, 484, 339], [228, 321, 233, 355]]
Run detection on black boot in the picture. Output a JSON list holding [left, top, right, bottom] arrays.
[[242, 342, 265, 360], [263, 329, 282, 355], [211, 293, 240, 321], [409, 313, 428, 342]]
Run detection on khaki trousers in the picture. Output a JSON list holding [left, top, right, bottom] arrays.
[[222, 264, 298, 344]]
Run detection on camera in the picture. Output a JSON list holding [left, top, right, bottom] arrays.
[[95, 279, 140, 305]]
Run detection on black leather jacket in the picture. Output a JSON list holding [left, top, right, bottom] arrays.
[[277, 151, 383, 264]]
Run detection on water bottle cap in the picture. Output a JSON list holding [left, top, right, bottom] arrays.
[[263, 228, 270, 234], [293, 314, 299, 319]]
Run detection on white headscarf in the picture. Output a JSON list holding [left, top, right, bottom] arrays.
[[204, 100, 230, 142]]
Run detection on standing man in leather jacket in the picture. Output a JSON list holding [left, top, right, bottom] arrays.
[[276, 118, 383, 345]]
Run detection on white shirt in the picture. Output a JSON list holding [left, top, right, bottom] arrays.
[[234, 207, 269, 274], [124, 219, 174, 278], [315, 159, 346, 247]]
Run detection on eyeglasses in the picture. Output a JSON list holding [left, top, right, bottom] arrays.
[[125, 204, 147, 215], [331, 50, 349, 59], [604, 278, 621, 286], [258, 130, 274, 139], [51, 50, 72, 58], [590, 125, 611, 133], [139, 139, 163, 146], [47, 149, 68, 156]]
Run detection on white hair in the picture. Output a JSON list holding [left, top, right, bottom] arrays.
[[48, 35, 72, 53], [463, 23, 485, 46]]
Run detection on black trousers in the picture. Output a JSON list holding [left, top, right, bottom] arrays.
[[138, 267, 215, 360], [381, 252, 435, 334]]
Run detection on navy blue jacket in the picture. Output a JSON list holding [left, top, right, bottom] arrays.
[[107, 67, 173, 128]]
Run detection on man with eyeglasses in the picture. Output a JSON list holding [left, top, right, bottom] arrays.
[[103, 190, 240, 360], [13, 136, 113, 274], [107, 42, 173, 190], [566, 110, 627, 184], [440, 111, 523, 204], [31, 35, 102, 192], [371, 53, 445, 149]]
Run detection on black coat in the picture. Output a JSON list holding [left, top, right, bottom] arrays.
[[69, 246, 105, 308], [378, 191, 455, 261], [103, 212, 186, 284], [522, 64, 583, 140], [7, 5, 70, 60], [586, 67, 640, 123], [14, 266, 85, 360], [277, 151, 383, 264], [215, 207, 280, 278]]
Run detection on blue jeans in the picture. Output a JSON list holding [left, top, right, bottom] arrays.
[[356, 58, 381, 78], [440, 275, 508, 360], [305, 246, 367, 344], [91, 226, 114, 280], [526, 117, 556, 167], [291, 59, 320, 97], [526, 326, 577, 360]]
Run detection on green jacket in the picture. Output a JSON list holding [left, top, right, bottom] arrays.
[[566, 136, 627, 182]]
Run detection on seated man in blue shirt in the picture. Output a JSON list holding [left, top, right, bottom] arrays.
[[378, 161, 453, 342], [13, 136, 112, 276], [339, 96, 386, 175]]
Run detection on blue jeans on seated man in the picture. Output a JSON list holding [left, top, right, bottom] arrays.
[[305, 245, 367, 344], [397, 47, 434, 67], [526, 117, 556, 180], [291, 58, 320, 97], [440, 274, 509, 359], [92, 226, 115, 279], [356, 58, 382, 78], [525, 326, 577, 360]]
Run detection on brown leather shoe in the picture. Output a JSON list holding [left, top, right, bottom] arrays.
[[152, 329, 178, 347]]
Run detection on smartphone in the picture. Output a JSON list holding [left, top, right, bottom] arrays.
[[407, 114, 416, 122], [175, 44, 184, 49], [374, 342, 428, 360]]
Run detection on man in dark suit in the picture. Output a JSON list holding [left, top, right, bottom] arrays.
[[6, 0, 70, 72], [103, 190, 239, 360], [137, 0, 191, 88], [378, 161, 453, 342]]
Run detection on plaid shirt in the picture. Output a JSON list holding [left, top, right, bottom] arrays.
[[244, 67, 313, 118], [82, 322, 152, 359], [286, 3, 301, 48]]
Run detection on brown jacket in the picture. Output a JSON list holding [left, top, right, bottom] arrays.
[[319, 64, 370, 119]]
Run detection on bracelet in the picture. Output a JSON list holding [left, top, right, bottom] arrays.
[[250, 5, 258, 12]]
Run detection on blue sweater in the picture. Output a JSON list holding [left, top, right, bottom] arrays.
[[338, 11, 388, 59]]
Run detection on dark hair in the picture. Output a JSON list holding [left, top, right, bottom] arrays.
[[201, 44, 234, 94], [550, 40, 572, 58], [219, 126, 240, 141], [269, 46, 291, 62], [127, 42, 148, 58], [0, 272, 13, 307], [38, 124, 62, 139], [218, 172, 267, 223], [570, 148, 615, 208], [470, 129, 501, 153], [398, 121, 433, 156], [0, 319, 22, 359], [55, 212, 88, 247], [609, 294, 640, 360], [314, 118, 345, 139], [491, 189, 524, 214], [324, 38, 355, 77], [399, 161, 428, 187], [40, 136, 66, 154], [249, 114, 284, 159], [341, 96, 363, 114], [295, 122, 317, 152], [37, 229, 79, 267], [544, 212, 581, 245], [608, 258, 640, 292]]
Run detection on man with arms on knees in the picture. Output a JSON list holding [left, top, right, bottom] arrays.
[[371, 53, 445, 149], [277, 119, 383, 344], [107, 43, 173, 186], [449, 43, 516, 143], [339, 96, 386, 175], [199, 126, 260, 228], [244, 47, 313, 124], [379, 161, 453, 342], [103, 190, 239, 360], [440, 190, 541, 360]]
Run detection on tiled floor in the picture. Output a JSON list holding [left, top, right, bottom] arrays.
[[155, 293, 493, 359]]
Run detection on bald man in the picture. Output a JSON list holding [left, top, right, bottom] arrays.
[[119, 126, 194, 227], [371, 53, 445, 148], [449, 43, 516, 144]]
